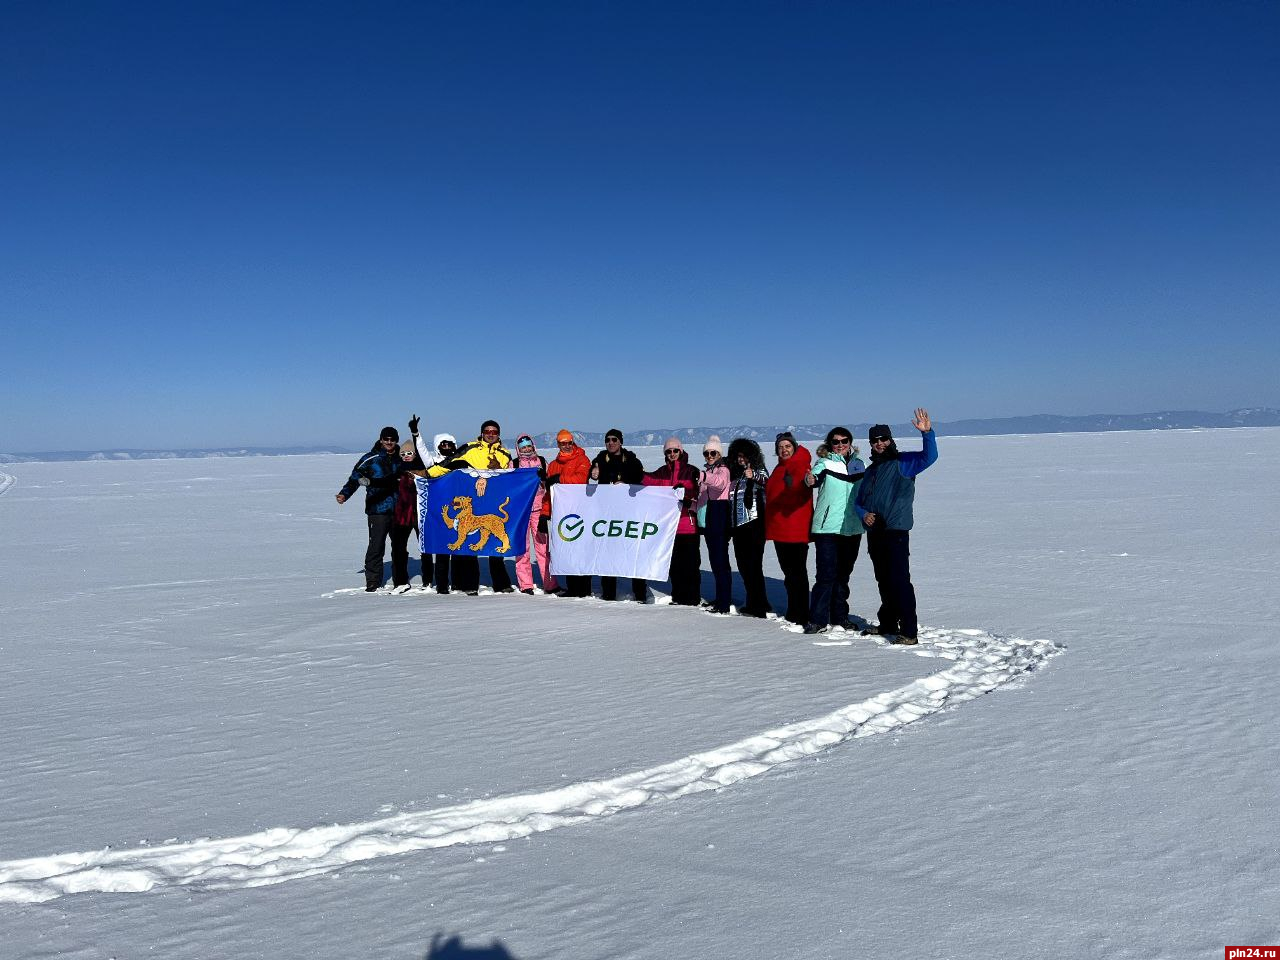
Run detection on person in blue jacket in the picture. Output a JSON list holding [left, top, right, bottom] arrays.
[[336, 423, 410, 592], [854, 408, 938, 644]]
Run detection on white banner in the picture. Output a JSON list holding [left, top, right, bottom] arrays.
[[548, 484, 681, 579]]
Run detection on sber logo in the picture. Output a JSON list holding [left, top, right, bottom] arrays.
[[557, 514, 586, 541], [558, 515, 661, 542]]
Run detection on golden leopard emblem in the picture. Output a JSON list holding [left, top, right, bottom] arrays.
[[442, 496, 512, 553]]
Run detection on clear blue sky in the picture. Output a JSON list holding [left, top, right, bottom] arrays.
[[2, 0, 1276, 450]]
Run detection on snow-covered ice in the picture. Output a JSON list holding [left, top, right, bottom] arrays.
[[1, 430, 1277, 958]]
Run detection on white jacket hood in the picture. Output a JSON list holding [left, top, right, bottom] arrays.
[[431, 433, 457, 465]]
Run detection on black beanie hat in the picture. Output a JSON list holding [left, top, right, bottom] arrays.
[[606, 428, 624, 442], [868, 424, 893, 443], [380, 426, 400, 442]]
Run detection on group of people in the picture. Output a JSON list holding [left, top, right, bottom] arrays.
[[336, 410, 938, 643]]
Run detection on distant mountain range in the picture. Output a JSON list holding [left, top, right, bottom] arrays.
[[0, 445, 351, 464], [530, 407, 1280, 448], [2, 408, 1277, 463]]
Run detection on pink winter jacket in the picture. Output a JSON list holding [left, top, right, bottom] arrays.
[[516, 442, 548, 517], [643, 450, 701, 535], [695, 461, 731, 512]]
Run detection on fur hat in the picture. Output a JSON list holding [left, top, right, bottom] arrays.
[[727, 437, 765, 472]]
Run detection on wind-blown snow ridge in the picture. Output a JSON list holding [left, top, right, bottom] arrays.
[[0, 471, 15, 497], [0, 623, 1061, 904]]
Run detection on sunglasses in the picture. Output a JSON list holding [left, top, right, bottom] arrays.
[[558, 441, 574, 447], [871, 437, 891, 444], [665, 449, 682, 457], [605, 436, 621, 443], [703, 450, 719, 457], [831, 438, 851, 446], [380, 438, 397, 444], [482, 431, 500, 438]]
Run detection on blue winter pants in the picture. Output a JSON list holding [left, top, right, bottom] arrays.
[[702, 501, 733, 612], [808, 533, 862, 627]]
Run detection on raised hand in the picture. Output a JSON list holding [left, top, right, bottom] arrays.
[[913, 408, 931, 432], [409, 414, 421, 434]]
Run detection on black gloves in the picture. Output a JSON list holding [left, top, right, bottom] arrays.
[[409, 414, 420, 434]]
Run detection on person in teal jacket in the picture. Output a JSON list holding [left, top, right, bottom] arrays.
[[801, 427, 866, 633], [855, 408, 938, 644]]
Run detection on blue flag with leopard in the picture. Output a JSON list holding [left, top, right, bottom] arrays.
[[416, 469, 540, 558]]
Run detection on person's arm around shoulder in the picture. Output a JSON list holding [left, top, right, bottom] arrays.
[[805, 458, 828, 488]]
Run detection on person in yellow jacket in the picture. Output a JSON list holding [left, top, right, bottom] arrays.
[[419, 419, 515, 594], [424, 418, 514, 476]]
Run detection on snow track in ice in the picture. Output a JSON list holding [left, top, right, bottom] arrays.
[[0, 471, 15, 497], [0, 618, 1061, 903]]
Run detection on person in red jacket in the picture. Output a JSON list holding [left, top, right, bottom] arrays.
[[643, 437, 702, 606], [765, 431, 814, 624], [545, 429, 593, 597]]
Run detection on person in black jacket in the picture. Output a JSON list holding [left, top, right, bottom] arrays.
[[589, 429, 648, 602], [726, 438, 771, 617], [336, 425, 408, 592]]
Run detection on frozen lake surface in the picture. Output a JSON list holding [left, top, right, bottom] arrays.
[[1, 429, 1277, 958]]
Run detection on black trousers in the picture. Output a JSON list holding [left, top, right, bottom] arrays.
[[667, 533, 703, 606], [867, 529, 916, 638], [433, 553, 450, 593], [389, 524, 415, 587], [808, 533, 861, 626], [452, 555, 513, 593], [488, 556, 513, 591], [601, 576, 648, 602], [772, 540, 810, 625], [731, 520, 770, 616], [364, 513, 396, 589]]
